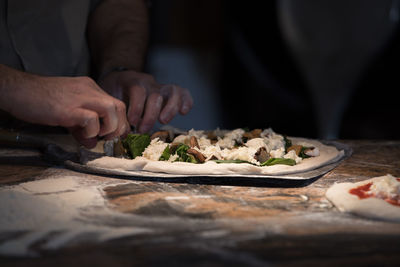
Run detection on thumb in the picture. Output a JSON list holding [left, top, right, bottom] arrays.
[[64, 108, 100, 139]]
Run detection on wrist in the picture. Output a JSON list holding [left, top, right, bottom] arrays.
[[97, 66, 131, 83]]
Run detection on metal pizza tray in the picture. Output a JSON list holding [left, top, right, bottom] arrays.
[[64, 140, 352, 187]]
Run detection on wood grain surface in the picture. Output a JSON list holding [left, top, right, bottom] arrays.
[[0, 139, 399, 266]]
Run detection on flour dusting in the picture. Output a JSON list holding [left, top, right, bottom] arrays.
[[0, 175, 152, 256]]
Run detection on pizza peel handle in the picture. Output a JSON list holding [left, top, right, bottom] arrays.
[[0, 129, 79, 164], [0, 129, 49, 148]]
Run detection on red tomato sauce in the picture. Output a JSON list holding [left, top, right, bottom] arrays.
[[349, 179, 400, 207], [349, 182, 372, 199]]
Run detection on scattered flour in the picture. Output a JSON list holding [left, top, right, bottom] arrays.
[[0, 175, 152, 256]]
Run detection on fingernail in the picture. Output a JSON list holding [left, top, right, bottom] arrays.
[[119, 123, 127, 136], [156, 95, 163, 108], [139, 124, 151, 133], [181, 104, 189, 114], [160, 112, 170, 124]]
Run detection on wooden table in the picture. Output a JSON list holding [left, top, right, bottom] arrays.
[[0, 139, 399, 266]]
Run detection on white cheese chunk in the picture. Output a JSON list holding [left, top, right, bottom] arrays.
[[221, 146, 258, 165], [283, 150, 302, 164], [216, 128, 245, 149], [370, 174, 400, 198], [245, 138, 266, 149], [142, 138, 168, 161], [200, 144, 223, 160], [173, 135, 190, 145], [188, 129, 205, 138], [270, 147, 285, 158]]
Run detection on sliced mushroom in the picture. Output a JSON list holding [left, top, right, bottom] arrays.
[[190, 136, 200, 149], [243, 128, 262, 140], [187, 148, 206, 163], [113, 138, 126, 158], [206, 131, 218, 141], [254, 147, 270, 163], [150, 131, 170, 142], [209, 155, 218, 160], [250, 129, 262, 138], [287, 145, 302, 156]]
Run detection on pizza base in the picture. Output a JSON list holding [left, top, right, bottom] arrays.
[[87, 138, 344, 176], [326, 176, 400, 222]]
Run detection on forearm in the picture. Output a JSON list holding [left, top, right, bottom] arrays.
[[0, 64, 36, 115], [87, 0, 149, 79]]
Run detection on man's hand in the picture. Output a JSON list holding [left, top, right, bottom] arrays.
[[99, 70, 193, 133], [0, 65, 129, 148]]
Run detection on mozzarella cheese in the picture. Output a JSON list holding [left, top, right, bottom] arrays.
[[284, 150, 303, 164], [370, 174, 400, 198], [142, 138, 168, 161], [221, 146, 258, 165]]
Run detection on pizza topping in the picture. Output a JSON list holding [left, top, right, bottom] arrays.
[[254, 147, 270, 164], [122, 133, 151, 159], [284, 150, 303, 164], [150, 131, 170, 142], [349, 182, 373, 199], [142, 138, 168, 161], [370, 175, 400, 199], [216, 128, 245, 149], [302, 146, 320, 158], [187, 148, 206, 163], [349, 174, 400, 207], [270, 147, 285, 158], [245, 138, 266, 150], [261, 158, 296, 166], [287, 145, 302, 156], [221, 146, 259, 165], [174, 144, 197, 163], [118, 128, 322, 167], [190, 136, 200, 149]]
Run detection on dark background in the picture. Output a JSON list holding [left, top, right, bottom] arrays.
[[145, 0, 400, 140]]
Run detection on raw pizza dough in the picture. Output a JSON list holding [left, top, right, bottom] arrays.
[[326, 175, 400, 222], [87, 137, 345, 176]]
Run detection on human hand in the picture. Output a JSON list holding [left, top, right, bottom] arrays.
[[99, 70, 193, 133], [1, 73, 129, 148]]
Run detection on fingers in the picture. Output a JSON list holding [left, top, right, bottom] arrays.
[[83, 98, 128, 139], [159, 85, 193, 124], [103, 99, 130, 140], [66, 108, 100, 149], [67, 108, 100, 139], [68, 127, 98, 149], [180, 89, 193, 115], [159, 85, 181, 124], [127, 85, 146, 127], [138, 93, 163, 133]]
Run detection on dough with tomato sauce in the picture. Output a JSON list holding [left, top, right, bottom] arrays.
[[326, 174, 400, 222]]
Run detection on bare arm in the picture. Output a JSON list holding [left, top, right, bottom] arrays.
[[0, 64, 129, 148], [88, 0, 148, 76], [88, 0, 193, 133]]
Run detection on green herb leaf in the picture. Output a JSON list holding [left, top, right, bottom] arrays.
[[213, 159, 249, 164], [122, 133, 151, 159], [173, 143, 198, 163], [284, 135, 292, 153], [299, 146, 311, 159], [159, 145, 171, 161], [261, 158, 296, 166]]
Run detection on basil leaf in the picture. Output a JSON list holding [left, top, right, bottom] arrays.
[[122, 133, 151, 159], [299, 146, 311, 159], [284, 135, 292, 153], [261, 158, 296, 166], [173, 143, 198, 163], [159, 145, 171, 161], [213, 159, 249, 164]]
